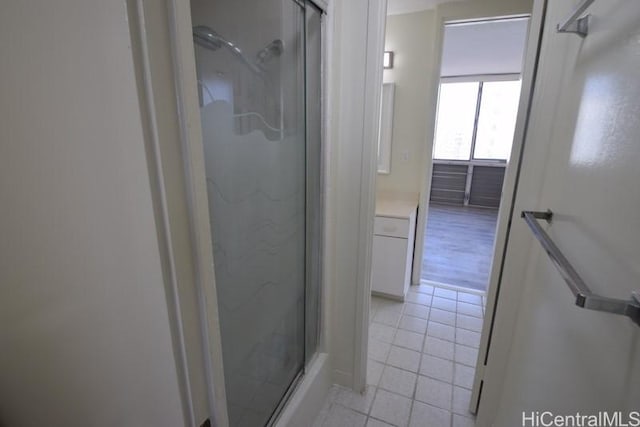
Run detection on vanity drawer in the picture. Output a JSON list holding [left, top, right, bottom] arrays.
[[374, 216, 410, 238]]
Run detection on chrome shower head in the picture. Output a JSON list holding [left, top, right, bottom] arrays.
[[192, 25, 284, 75], [193, 25, 263, 75], [192, 25, 225, 51], [256, 39, 284, 66]]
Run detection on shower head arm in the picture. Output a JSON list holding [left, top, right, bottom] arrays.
[[193, 26, 264, 75]]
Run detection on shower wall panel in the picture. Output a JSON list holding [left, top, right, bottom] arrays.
[[190, 1, 314, 426]]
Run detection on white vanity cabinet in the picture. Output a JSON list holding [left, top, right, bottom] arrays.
[[371, 201, 417, 300]]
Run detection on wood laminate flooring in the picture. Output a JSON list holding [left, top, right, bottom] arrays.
[[421, 203, 498, 292]]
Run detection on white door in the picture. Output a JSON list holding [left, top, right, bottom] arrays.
[[476, 0, 640, 424], [371, 234, 408, 297]]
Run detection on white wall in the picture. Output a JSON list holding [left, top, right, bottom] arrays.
[[0, 1, 186, 426], [326, 0, 386, 390], [378, 10, 437, 198]]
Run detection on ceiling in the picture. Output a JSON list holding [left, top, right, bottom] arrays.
[[386, 0, 465, 16]]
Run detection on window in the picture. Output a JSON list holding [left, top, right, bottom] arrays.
[[432, 82, 479, 160], [474, 81, 522, 160], [433, 78, 521, 162]]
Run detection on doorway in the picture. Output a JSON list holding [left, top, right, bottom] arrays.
[[421, 18, 529, 294], [335, 6, 541, 427]]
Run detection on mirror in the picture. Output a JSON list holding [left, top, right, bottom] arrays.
[[377, 82, 395, 174]]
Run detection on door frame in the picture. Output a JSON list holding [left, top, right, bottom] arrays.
[[126, 0, 229, 425], [413, 0, 547, 418], [350, 0, 389, 393], [411, 14, 533, 293], [409, 4, 547, 417], [156, 0, 334, 426], [354, 0, 548, 419], [162, 0, 231, 425]]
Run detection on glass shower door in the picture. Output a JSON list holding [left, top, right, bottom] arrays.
[[190, 0, 308, 425]]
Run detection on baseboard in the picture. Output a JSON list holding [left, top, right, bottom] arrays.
[[371, 290, 404, 302], [331, 368, 354, 389], [419, 279, 487, 296]]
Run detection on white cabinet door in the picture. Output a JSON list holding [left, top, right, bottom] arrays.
[[371, 235, 408, 298], [479, 0, 640, 424]]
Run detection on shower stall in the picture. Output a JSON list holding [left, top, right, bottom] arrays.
[[189, 0, 323, 425]]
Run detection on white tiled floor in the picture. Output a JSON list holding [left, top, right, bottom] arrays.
[[313, 283, 486, 427]]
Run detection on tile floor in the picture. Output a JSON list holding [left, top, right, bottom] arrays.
[[313, 284, 487, 427]]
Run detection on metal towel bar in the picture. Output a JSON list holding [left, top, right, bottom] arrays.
[[521, 210, 640, 327], [557, 0, 596, 37]]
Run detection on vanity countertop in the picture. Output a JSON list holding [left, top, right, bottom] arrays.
[[375, 194, 418, 219]]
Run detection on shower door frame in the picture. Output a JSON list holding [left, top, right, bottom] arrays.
[[165, 0, 329, 426], [132, 0, 391, 424]]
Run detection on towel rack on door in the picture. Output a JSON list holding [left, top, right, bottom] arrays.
[[521, 210, 640, 327], [557, 0, 596, 37]]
